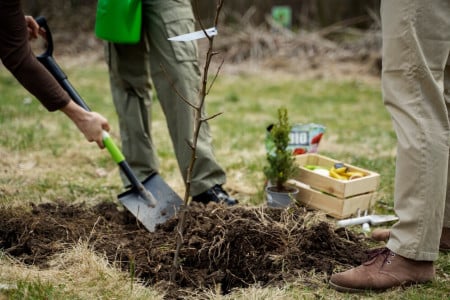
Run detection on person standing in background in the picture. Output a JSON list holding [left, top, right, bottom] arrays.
[[105, 0, 237, 205]]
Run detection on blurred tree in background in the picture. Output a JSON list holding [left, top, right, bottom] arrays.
[[20, 0, 381, 60], [22, 0, 380, 31], [197, 0, 380, 29]]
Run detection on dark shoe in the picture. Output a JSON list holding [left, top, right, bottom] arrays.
[[372, 228, 450, 252], [329, 248, 434, 293], [192, 185, 238, 206]]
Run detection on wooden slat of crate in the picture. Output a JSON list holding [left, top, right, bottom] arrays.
[[294, 153, 380, 199], [290, 181, 377, 219]]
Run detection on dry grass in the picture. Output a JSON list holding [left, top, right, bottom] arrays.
[[2, 24, 449, 299], [1, 242, 162, 299]]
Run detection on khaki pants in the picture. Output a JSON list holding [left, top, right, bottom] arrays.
[[381, 0, 450, 261], [106, 0, 226, 195]]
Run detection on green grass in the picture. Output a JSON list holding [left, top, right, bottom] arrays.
[[2, 280, 74, 300], [1, 62, 449, 299]]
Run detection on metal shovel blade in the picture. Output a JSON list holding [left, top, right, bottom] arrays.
[[118, 173, 183, 232]]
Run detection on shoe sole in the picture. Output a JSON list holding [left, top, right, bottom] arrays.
[[329, 280, 394, 293], [329, 279, 433, 293], [329, 281, 370, 293]]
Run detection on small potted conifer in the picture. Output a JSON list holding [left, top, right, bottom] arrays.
[[264, 107, 298, 207]]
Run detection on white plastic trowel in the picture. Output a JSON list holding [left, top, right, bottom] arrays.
[[168, 27, 217, 41], [337, 215, 399, 228]]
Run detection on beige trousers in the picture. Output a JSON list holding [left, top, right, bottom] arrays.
[[381, 0, 450, 261]]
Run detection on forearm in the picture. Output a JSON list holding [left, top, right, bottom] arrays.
[[60, 100, 110, 149], [0, 0, 71, 111], [60, 100, 91, 124]]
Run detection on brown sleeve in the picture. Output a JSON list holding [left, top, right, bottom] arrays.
[[0, 0, 71, 111]]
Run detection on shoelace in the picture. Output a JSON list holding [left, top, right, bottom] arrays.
[[363, 247, 393, 266]]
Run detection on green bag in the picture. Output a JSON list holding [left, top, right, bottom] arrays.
[[95, 0, 142, 43]]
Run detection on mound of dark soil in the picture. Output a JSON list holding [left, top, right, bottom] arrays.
[[0, 201, 369, 297]]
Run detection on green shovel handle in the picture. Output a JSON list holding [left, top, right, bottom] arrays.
[[102, 131, 157, 207], [102, 131, 125, 163]]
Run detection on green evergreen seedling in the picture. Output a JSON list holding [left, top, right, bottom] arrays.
[[264, 107, 297, 192]]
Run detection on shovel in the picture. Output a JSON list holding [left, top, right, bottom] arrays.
[[34, 16, 183, 232]]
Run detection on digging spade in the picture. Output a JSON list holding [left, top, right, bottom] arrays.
[[34, 16, 183, 232]]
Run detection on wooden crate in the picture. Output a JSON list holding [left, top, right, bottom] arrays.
[[289, 153, 380, 219]]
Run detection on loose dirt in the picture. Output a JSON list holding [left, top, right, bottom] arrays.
[[0, 201, 369, 298], [3, 7, 381, 298]]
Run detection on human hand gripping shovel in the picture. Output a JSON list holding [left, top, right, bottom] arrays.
[[34, 17, 183, 232]]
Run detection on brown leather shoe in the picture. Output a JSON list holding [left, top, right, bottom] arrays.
[[329, 248, 434, 292], [371, 228, 450, 252]]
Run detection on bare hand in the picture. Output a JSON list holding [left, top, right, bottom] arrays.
[[76, 111, 111, 149], [25, 16, 46, 40]]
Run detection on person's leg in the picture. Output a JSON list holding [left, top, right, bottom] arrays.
[[383, 0, 450, 262], [142, 0, 228, 196], [106, 38, 159, 185], [371, 54, 450, 251], [330, 0, 450, 292]]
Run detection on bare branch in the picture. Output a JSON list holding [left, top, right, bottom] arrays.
[[213, 0, 225, 27], [207, 57, 225, 95], [185, 138, 194, 150], [201, 112, 223, 122], [171, 0, 226, 282]]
